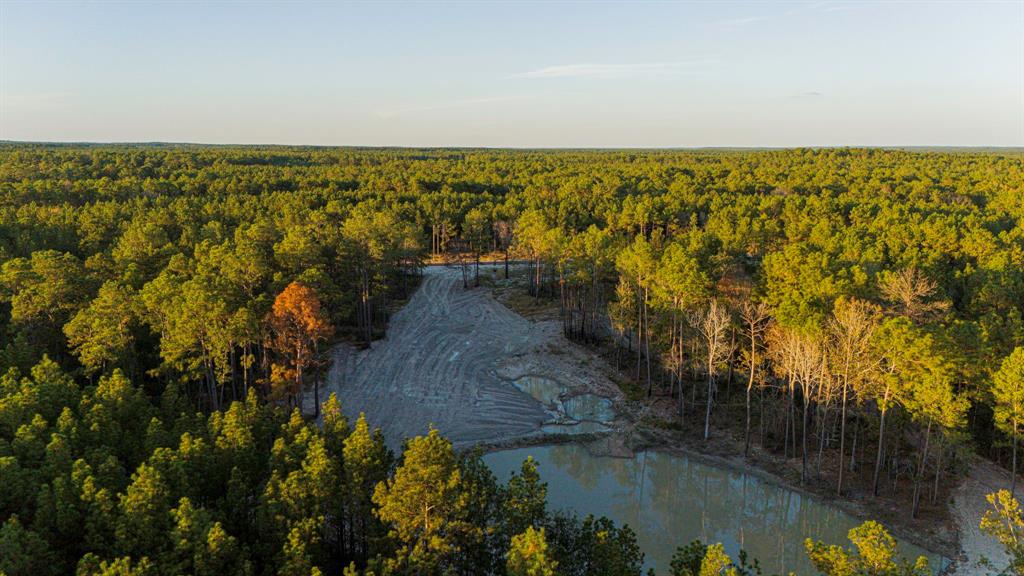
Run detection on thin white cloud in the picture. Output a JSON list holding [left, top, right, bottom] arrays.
[[375, 95, 532, 119], [510, 61, 714, 80]]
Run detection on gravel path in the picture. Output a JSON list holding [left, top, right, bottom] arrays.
[[322, 265, 622, 449]]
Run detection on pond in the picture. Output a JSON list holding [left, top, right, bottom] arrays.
[[511, 375, 616, 430], [512, 375, 565, 408], [483, 444, 949, 575]]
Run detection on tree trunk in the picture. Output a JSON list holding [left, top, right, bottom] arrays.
[[873, 385, 891, 497], [635, 280, 642, 382], [704, 370, 714, 440], [644, 287, 652, 397], [912, 419, 933, 518], [850, 416, 859, 472], [816, 405, 827, 479], [725, 328, 736, 399], [932, 442, 943, 505], [759, 385, 766, 449], [1014, 425, 1019, 496], [784, 384, 792, 458], [837, 379, 849, 495], [791, 384, 799, 459], [802, 388, 809, 484], [678, 315, 685, 419], [313, 376, 320, 419], [744, 324, 755, 457], [745, 379, 753, 458]]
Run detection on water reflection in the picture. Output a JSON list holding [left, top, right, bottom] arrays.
[[511, 375, 616, 437], [562, 394, 616, 422], [483, 445, 947, 575], [512, 375, 564, 408]]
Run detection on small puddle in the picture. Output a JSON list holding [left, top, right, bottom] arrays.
[[512, 375, 565, 409], [511, 376, 616, 434], [562, 394, 615, 422]]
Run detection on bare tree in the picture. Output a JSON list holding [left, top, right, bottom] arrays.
[[880, 267, 950, 324], [740, 300, 772, 457], [689, 299, 733, 440], [493, 220, 513, 279], [815, 362, 839, 479], [827, 298, 882, 495], [769, 323, 823, 484], [445, 238, 473, 289]]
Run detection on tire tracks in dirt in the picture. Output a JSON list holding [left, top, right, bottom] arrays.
[[323, 265, 620, 449]]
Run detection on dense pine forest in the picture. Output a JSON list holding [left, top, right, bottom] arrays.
[[2, 144, 1024, 575]]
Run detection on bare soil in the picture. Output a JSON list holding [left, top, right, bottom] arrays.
[[950, 459, 1020, 575], [321, 264, 625, 450]]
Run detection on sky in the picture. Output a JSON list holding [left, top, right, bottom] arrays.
[[1, 1, 1022, 148]]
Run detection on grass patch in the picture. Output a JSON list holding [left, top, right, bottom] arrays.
[[614, 373, 647, 401], [496, 288, 560, 320]]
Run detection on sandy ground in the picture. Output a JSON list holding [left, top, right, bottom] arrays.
[[321, 265, 623, 450], [951, 459, 1019, 575]]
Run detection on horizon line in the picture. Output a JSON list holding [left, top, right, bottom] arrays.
[[2, 140, 1022, 152]]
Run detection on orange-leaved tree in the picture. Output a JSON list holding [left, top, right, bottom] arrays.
[[267, 281, 334, 414]]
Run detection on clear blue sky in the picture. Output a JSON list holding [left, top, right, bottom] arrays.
[[1, 1, 1021, 147]]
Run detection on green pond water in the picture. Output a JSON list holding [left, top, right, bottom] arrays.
[[511, 375, 616, 428], [483, 445, 949, 575], [561, 393, 616, 422]]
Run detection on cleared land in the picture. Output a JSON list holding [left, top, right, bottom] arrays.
[[322, 264, 622, 449]]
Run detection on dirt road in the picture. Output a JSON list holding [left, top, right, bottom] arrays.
[[322, 265, 622, 449], [951, 459, 1018, 575]]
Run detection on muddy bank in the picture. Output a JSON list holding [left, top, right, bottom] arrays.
[[630, 427, 960, 567]]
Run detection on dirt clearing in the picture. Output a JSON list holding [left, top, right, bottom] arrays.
[[322, 265, 623, 449]]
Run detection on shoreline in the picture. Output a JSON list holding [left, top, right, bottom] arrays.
[[469, 425, 959, 574]]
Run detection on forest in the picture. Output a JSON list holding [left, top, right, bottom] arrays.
[[2, 144, 1024, 575]]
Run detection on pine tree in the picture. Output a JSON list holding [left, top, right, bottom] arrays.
[[502, 456, 548, 537], [343, 413, 392, 563], [372, 428, 468, 574], [0, 515, 55, 576], [994, 348, 1024, 494], [980, 490, 1024, 575], [507, 526, 557, 576], [805, 521, 930, 576]]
